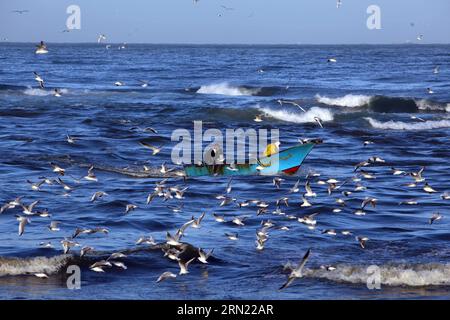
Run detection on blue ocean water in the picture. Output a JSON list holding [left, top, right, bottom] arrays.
[[0, 43, 449, 299]]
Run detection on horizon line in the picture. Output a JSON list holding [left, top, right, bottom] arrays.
[[2, 41, 450, 46]]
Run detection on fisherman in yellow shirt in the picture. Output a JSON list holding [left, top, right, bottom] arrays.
[[263, 141, 280, 157]]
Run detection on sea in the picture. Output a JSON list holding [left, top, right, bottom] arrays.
[[0, 43, 449, 299]]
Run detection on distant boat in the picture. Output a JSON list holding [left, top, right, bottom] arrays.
[[184, 143, 315, 177], [35, 41, 48, 54]]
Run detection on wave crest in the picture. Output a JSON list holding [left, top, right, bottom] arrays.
[[0, 255, 74, 277], [23, 88, 69, 96], [197, 83, 259, 96], [316, 94, 372, 108], [260, 106, 334, 124], [365, 117, 450, 130], [305, 263, 450, 287]]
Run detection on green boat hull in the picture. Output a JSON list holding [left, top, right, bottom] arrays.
[[184, 143, 315, 177]]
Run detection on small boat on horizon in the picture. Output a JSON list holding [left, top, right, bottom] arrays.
[[35, 41, 48, 54], [184, 143, 315, 177]]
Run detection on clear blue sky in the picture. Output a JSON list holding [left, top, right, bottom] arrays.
[[1, 0, 449, 44]]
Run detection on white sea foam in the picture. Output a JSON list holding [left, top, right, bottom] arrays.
[[304, 263, 450, 287], [316, 94, 372, 107], [365, 117, 450, 130], [197, 83, 258, 96], [24, 88, 69, 96], [0, 255, 73, 277], [259, 106, 334, 124], [416, 99, 448, 112]]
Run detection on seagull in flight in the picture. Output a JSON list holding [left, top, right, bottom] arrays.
[[97, 34, 107, 43], [279, 249, 311, 290], [336, 0, 342, 9], [33, 72, 44, 89], [12, 10, 29, 14]]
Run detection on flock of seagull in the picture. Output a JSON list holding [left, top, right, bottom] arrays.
[[1, 3, 447, 291], [0, 124, 448, 288]]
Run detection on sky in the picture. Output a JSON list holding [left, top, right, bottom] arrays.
[[0, 0, 449, 44]]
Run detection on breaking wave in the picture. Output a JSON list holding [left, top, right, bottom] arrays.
[[196, 83, 284, 97], [259, 106, 334, 124], [305, 263, 450, 287], [365, 117, 450, 130], [0, 255, 74, 277], [316, 94, 372, 108], [23, 88, 69, 96], [197, 83, 259, 96], [317, 94, 449, 113]]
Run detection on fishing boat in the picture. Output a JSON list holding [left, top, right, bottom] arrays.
[[35, 48, 48, 54], [35, 41, 48, 54], [184, 143, 315, 177]]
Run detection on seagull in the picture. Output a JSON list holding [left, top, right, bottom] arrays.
[[427, 87, 434, 94], [441, 193, 450, 200], [254, 114, 263, 122], [27, 179, 45, 191], [289, 180, 300, 193], [16, 215, 31, 236], [33, 72, 44, 88], [84, 165, 98, 182], [53, 88, 62, 97], [277, 100, 306, 112], [417, 34, 423, 41], [410, 167, 425, 182], [225, 232, 239, 241], [48, 221, 61, 232], [356, 236, 369, 249], [304, 181, 317, 197], [97, 34, 107, 43], [314, 117, 324, 128], [231, 216, 247, 226], [61, 239, 79, 254], [213, 213, 226, 223], [336, 0, 342, 9], [298, 213, 319, 226], [136, 236, 156, 246], [21, 200, 39, 215], [178, 258, 196, 275], [66, 134, 77, 144], [12, 10, 29, 14], [363, 140, 374, 146], [279, 248, 311, 290], [433, 66, 440, 74], [429, 213, 443, 225], [139, 80, 149, 88], [89, 260, 111, 273], [139, 141, 162, 155], [192, 212, 206, 228], [221, 5, 234, 10], [361, 197, 377, 209], [198, 248, 214, 264], [391, 167, 406, 175], [300, 197, 312, 207], [157, 271, 177, 283], [327, 58, 337, 63], [91, 191, 107, 202], [125, 204, 138, 214], [50, 163, 65, 175], [38, 242, 54, 250], [114, 81, 124, 86], [80, 246, 94, 257], [423, 183, 437, 193], [273, 177, 284, 189]]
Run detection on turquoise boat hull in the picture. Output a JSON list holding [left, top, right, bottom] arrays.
[[184, 143, 315, 177]]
